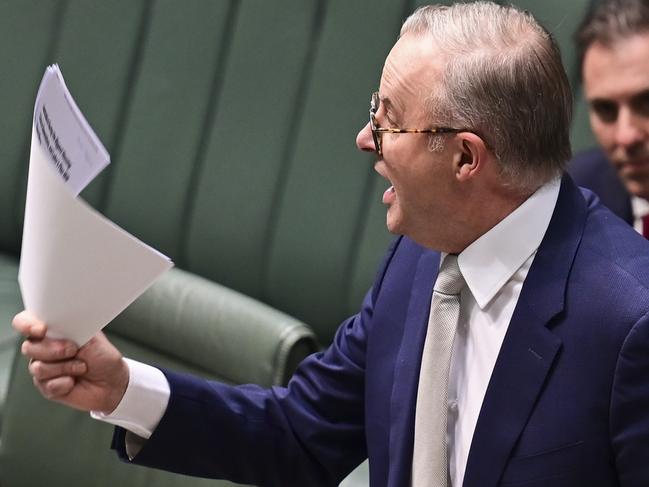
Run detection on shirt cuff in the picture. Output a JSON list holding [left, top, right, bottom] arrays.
[[90, 358, 170, 440]]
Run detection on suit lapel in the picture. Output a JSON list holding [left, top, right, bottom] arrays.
[[387, 250, 440, 487], [462, 175, 587, 487]]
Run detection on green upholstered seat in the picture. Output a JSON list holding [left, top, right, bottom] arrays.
[[0, 254, 22, 436], [0, 267, 317, 487]]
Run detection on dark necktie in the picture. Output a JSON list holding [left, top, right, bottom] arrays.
[[642, 215, 649, 239]]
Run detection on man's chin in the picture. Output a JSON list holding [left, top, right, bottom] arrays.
[[385, 209, 404, 235], [385, 219, 401, 235]]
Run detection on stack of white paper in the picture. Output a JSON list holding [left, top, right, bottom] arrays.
[[18, 65, 173, 346]]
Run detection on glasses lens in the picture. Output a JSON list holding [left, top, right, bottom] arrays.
[[370, 92, 381, 154], [371, 120, 381, 154], [371, 92, 379, 114]]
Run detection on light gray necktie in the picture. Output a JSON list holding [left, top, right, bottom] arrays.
[[412, 254, 465, 487]]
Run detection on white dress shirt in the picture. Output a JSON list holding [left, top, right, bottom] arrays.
[[93, 179, 561, 484], [631, 196, 649, 235], [91, 358, 169, 440], [446, 178, 560, 486]]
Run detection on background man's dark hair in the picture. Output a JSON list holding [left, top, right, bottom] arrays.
[[576, 0, 649, 71]]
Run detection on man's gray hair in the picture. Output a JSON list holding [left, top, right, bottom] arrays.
[[576, 0, 649, 70], [401, 2, 572, 191]]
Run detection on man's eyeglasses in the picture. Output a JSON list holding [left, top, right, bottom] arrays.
[[369, 91, 466, 155]]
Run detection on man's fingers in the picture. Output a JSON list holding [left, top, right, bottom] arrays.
[[21, 338, 78, 362], [33, 375, 75, 399], [12, 311, 46, 338], [29, 359, 87, 381]]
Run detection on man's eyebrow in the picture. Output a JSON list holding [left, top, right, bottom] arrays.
[[381, 96, 401, 117], [381, 95, 394, 109], [588, 96, 616, 106], [588, 88, 649, 106], [630, 89, 649, 103]]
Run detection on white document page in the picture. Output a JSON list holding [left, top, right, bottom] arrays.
[[18, 65, 173, 346], [33, 65, 109, 196]]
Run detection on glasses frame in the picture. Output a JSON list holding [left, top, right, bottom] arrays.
[[369, 91, 467, 155]]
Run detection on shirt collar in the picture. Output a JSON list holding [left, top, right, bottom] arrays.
[[454, 177, 561, 309], [631, 196, 649, 219]]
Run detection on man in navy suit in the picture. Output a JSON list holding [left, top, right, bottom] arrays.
[[569, 0, 649, 233], [13, 2, 649, 486]]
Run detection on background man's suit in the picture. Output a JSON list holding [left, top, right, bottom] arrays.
[[113, 176, 649, 487], [568, 148, 633, 224]]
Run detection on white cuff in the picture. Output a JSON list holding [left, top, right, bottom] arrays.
[[90, 358, 170, 440]]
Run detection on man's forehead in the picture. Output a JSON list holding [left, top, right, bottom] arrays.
[[584, 33, 649, 99], [384, 34, 441, 75], [586, 32, 649, 66], [379, 34, 443, 101]]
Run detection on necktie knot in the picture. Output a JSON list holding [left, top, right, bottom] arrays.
[[434, 255, 465, 296]]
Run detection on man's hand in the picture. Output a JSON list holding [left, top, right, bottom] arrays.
[[12, 310, 129, 414]]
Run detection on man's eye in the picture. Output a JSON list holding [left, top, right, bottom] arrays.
[[384, 110, 399, 128], [631, 91, 649, 118], [591, 100, 618, 123], [376, 111, 396, 128]]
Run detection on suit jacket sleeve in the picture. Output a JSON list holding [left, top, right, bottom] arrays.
[[610, 310, 649, 486], [111, 236, 404, 487]]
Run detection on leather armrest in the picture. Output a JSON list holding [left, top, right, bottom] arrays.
[[108, 267, 318, 386]]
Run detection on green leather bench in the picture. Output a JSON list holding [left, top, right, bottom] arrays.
[[0, 0, 596, 486], [0, 268, 317, 487]]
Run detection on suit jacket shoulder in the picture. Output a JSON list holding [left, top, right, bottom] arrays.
[[464, 175, 649, 487], [567, 148, 633, 223]]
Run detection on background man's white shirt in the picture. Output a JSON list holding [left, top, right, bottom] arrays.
[[632, 196, 649, 234]]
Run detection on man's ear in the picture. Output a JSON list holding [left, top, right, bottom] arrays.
[[454, 133, 488, 181]]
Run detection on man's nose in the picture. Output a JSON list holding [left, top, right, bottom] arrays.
[[356, 121, 376, 153], [614, 107, 645, 148]]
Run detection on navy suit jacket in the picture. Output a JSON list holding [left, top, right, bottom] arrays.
[[114, 175, 649, 487], [568, 148, 633, 224]]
